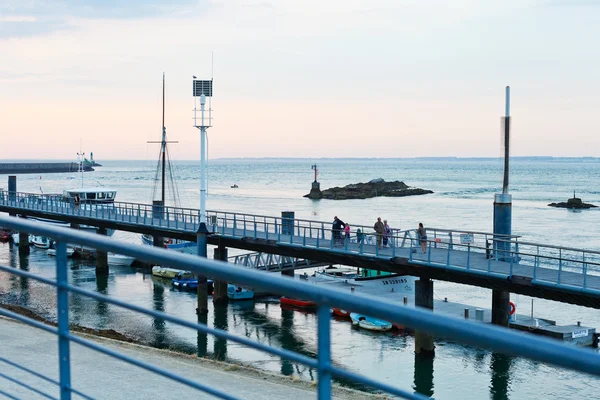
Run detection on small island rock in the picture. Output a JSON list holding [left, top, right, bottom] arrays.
[[304, 179, 433, 200], [548, 195, 597, 209]]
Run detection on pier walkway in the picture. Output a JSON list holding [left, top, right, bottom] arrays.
[[1, 191, 600, 307]]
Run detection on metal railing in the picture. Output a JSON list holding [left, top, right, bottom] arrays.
[[2, 216, 600, 399], [2, 191, 600, 296]]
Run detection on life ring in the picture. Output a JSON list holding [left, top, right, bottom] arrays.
[[509, 302, 516, 315]]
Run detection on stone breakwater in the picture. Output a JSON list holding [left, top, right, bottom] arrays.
[[0, 162, 94, 174], [304, 178, 433, 200]]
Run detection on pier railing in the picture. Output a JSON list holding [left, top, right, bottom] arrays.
[[1, 215, 600, 399], [2, 191, 600, 296]]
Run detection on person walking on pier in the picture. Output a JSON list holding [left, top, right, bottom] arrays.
[[356, 228, 363, 246], [332, 216, 345, 246], [343, 223, 351, 244], [383, 220, 391, 247], [74, 194, 80, 212], [417, 222, 427, 253], [373, 217, 384, 248]]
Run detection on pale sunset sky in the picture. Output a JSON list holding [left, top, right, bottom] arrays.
[[1, 0, 599, 160]]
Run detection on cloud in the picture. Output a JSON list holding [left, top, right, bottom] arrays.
[[0, 0, 204, 38]]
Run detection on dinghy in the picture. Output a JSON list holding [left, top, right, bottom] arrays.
[[171, 272, 214, 292], [350, 313, 392, 332], [227, 284, 254, 300], [151, 266, 186, 279], [280, 297, 317, 308], [31, 236, 51, 249], [108, 253, 135, 267]]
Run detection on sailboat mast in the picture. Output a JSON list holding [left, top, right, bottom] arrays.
[[161, 73, 166, 205]]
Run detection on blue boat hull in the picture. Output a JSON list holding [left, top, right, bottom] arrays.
[[350, 313, 392, 332]]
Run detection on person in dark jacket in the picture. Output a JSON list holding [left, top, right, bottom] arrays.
[[332, 216, 345, 246], [373, 217, 384, 248]]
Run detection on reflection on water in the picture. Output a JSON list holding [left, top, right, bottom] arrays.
[[0, 246, 599, 399]]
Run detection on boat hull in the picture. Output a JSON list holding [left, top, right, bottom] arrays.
[[47, 248, 75, 257], [350, 313, 392, 332], [151, 266, 186, 278], [280, 297, 317, 308], [142, 234, 196, 254], [108, 254, 135, 267], [228, 284, 254, 300]]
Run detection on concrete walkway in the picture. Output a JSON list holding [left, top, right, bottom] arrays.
[[0, 317, 370, 400]]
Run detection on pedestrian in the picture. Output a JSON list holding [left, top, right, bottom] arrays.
[[356, 228, 363, 246], [418, 222, 427, 253], [343, 223, 351, 244], [332, 216, 345, 246], [373, 217, 384, 248], [383, 220, 391, 247], [74, 194, 80, 211]]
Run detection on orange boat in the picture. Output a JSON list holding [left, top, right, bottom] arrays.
[[280, 297, 317, 308], [332, 308, 351, 318]]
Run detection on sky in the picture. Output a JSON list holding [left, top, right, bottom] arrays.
[[1, 0, 599, 160]]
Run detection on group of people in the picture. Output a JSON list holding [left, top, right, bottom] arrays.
[[332, 215, 427, 252]]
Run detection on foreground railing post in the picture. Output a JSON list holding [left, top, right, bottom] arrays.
[[317, 306, 331, 399], [56, 241, 72, 400]]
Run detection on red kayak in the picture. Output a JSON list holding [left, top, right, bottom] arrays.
[[280, 297, 317, 308], [332, 308, 351, 318]]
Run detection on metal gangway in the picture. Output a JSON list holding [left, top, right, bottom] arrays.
[[230, 252, 327, 272]]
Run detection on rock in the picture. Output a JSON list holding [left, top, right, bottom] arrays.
[[548, 198, 597, 209], [304, 179, 433, 200]]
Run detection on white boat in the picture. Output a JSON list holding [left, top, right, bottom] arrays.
[[151, 266, 187, 279], [141, 234, 196, 254], [350, 313, 393, 332], [31, 236, 51, 249], [47, 248, 75, 257], [312, 267, 416, 294], [227, 284, 254, 300], [108, 253, 135, 267]]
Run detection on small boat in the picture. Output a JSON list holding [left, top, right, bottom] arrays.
[[227, 284, 254, 300], [332, 308, 351, 318], [350, 313, 392, 332], [0, 230, 10, 241], [31, 236, 51, 249], [280, 296, 317, 308], [231, 184, 238, 188], [108, 253, 135, 267], [141, 234, 196, 254], [171, 272, 214, 292], [47, 248, 75, 257], [151, 266, 186, 278]]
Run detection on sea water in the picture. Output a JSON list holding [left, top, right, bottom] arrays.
[[1, 158, 599, 398]]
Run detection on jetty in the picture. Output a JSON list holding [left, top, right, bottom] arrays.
[[0, 162, 94, 174]]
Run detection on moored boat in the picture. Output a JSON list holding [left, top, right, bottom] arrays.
[[350, 313, 392, 332], [108, 253, 135, 267], [47, 248, 75, 257], [152, 266, 186, 278], [141, 234, 196, 254], [0, 230, 10, 241], [312, 267, 416, 294], [280, 297, 317, 308], [332, 308, 351, 318], [31, 236, 51, 249], [171, 271, 214, 292], [227, 284, 254, 300]]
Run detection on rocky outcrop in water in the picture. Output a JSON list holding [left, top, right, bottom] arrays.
[[304, 178, 433, 200], [549, 196, 597, 209]]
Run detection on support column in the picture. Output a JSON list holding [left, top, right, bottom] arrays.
[[196, 223, 209, 315], [18, 214, 29, 254], [213, 246, 229, 305], [96, 227, 108, 276], [413, 350, 434, 398], [492, 289, 510, 327], [152, 200, 164, 248], [414, 277, 435, 355], [8, 175, 16, 216]]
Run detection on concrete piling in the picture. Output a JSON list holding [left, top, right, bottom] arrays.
[[213, 246, 228, 305], [196, 223, 209, 315], [95, 227, 109, 275], [491, 290, 510, 326], [18, 231, 29, 254], [414, 277, 435, 355], [152, 200, 164, 248]]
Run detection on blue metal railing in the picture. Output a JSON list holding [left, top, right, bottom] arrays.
[[2, 216, 600, 399]]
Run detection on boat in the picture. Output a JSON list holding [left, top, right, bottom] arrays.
[[231, 184, 238, 188], [280, 296, 317, 308], [350, 313, 392, 332], [171, 271, 214, 292], [107, 253, 135, 267], [47, 248, 75, 257], [140, 74, 195, 254], [312, 267, 416, 294], [227, 284, 254, 300], [332, 308, 351, 318], [30, 236, 51, 249], [0, 230, 10, 241], [151, 266, 187, 279], [11, 233, 20, 245]]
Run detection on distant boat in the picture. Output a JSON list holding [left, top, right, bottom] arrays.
[[108, 253, 135, 267], [350, 313, 392, 332], [231, 184, 239, 189], [228, 284, 254, 300], [47, 248, 75, 257]]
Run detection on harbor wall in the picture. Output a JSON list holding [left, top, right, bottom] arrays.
[[0, 163, 94, 174]]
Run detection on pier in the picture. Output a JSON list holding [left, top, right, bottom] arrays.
[[0, 162, 94, 174]]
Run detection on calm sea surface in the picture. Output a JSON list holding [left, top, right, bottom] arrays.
[[1, 158, 599, 399]]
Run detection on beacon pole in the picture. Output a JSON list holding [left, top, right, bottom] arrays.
[[193, 78, 213, 315]]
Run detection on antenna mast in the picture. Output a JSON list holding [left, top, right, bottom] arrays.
[[502, 86, 510, 194], [193, 74, 213, 225]]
